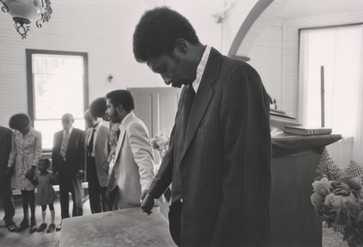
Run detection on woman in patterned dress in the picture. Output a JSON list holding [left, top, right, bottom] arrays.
[[7, 114, 42, 232]]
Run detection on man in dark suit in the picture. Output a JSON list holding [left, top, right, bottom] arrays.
[[135, 7, 271, 247], [52, 114, 85, 228], [84, 98, 110, 213], [0, 126, 17, 232]]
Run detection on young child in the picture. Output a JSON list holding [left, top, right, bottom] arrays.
[[35, 158, 56, 233]]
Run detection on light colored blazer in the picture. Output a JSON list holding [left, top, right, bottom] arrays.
[[108, 111, 154, 208], [85, 122, 109, 187]]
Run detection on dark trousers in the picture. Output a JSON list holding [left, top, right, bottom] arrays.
[[169, 200, 183, 246], [87, 157, 108, 213], [59, 175, 83, 219], [0, 175, 15, 225]]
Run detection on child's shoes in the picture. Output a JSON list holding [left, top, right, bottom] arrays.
[[37, 223, 47, 232]]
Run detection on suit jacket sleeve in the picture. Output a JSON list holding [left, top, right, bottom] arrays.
[[77, 130, 86, 172], [211, 65, 271, 246], [0, 129, 12, 169], [127, 122, 155, 192], [84, 129, 89, 175], [148, 126, 175, 199], [32, 131, 42, 167], [97, 126, 110, 165], [51, 132, 59, 173], [7, 132, 16, 168]]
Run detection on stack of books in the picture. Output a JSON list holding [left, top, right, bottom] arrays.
[[269, 109, 299, 129], [283, 125, 332, 136]]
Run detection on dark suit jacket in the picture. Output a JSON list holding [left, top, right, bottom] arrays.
[[52, 128, 85, 178], [0, 126, 12, 175], [148, 48, 271, 247]]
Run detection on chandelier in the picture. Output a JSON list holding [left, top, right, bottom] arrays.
[[0, 0, 52, 39]]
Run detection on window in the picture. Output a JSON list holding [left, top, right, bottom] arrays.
[[299, 24, 363, 164], [27, 50, 89, 150], [299, 25, 363, 137]]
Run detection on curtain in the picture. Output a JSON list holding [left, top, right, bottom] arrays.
[[299, 25, 363, 164]]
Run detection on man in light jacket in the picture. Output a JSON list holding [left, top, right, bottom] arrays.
[[105, 90, 154, 209]]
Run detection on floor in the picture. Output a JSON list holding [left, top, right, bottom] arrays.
[[0, 198, 349, 247], [0, 196, 91, 247]]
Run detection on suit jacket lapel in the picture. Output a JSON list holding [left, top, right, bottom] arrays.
[[66, 130, 76, 158], [115, 127, 125, 162], [57, 132, 63, 153], [108, 125, 126, 177], [176, 48, 222, 167]]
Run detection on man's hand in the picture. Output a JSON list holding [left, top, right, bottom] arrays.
[[102, 162, 109, 173], [141, 191, 154, 215]]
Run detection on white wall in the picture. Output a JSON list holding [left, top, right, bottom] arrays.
[[247, 22, 285, 113], [222, 0, 260, 54], [0, 0, 243, 126]]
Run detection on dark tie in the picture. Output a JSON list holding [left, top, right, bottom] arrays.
[[182, 84, 195, 132], [88, 126, 97, 156], [115, 129, 121, 139]]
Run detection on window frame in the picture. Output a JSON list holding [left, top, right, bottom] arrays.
[[26, 49, 89, 151]]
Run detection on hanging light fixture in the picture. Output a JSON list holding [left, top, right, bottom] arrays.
[[0, 0, 52, 39]]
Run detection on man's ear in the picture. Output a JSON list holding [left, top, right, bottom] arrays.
[[173, 38, 189, 55], [115, 105, 124, 116]]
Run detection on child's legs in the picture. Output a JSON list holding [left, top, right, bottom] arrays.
[[48, 204, 55, 224], [41, 205, 47, 223]]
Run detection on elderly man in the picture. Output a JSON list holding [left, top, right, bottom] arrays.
[[52, 114, 85, 229], [135, 7, 271, 247]]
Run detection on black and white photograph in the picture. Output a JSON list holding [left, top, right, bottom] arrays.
[[0, 0, 363, 246]]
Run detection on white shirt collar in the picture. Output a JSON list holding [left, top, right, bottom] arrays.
[[192, 46, 212, 93]]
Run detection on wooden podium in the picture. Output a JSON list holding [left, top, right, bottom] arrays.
[[269, 134, 341, 247]]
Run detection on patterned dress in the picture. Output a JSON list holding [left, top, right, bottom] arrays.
[[8, 128, 42, 191]]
